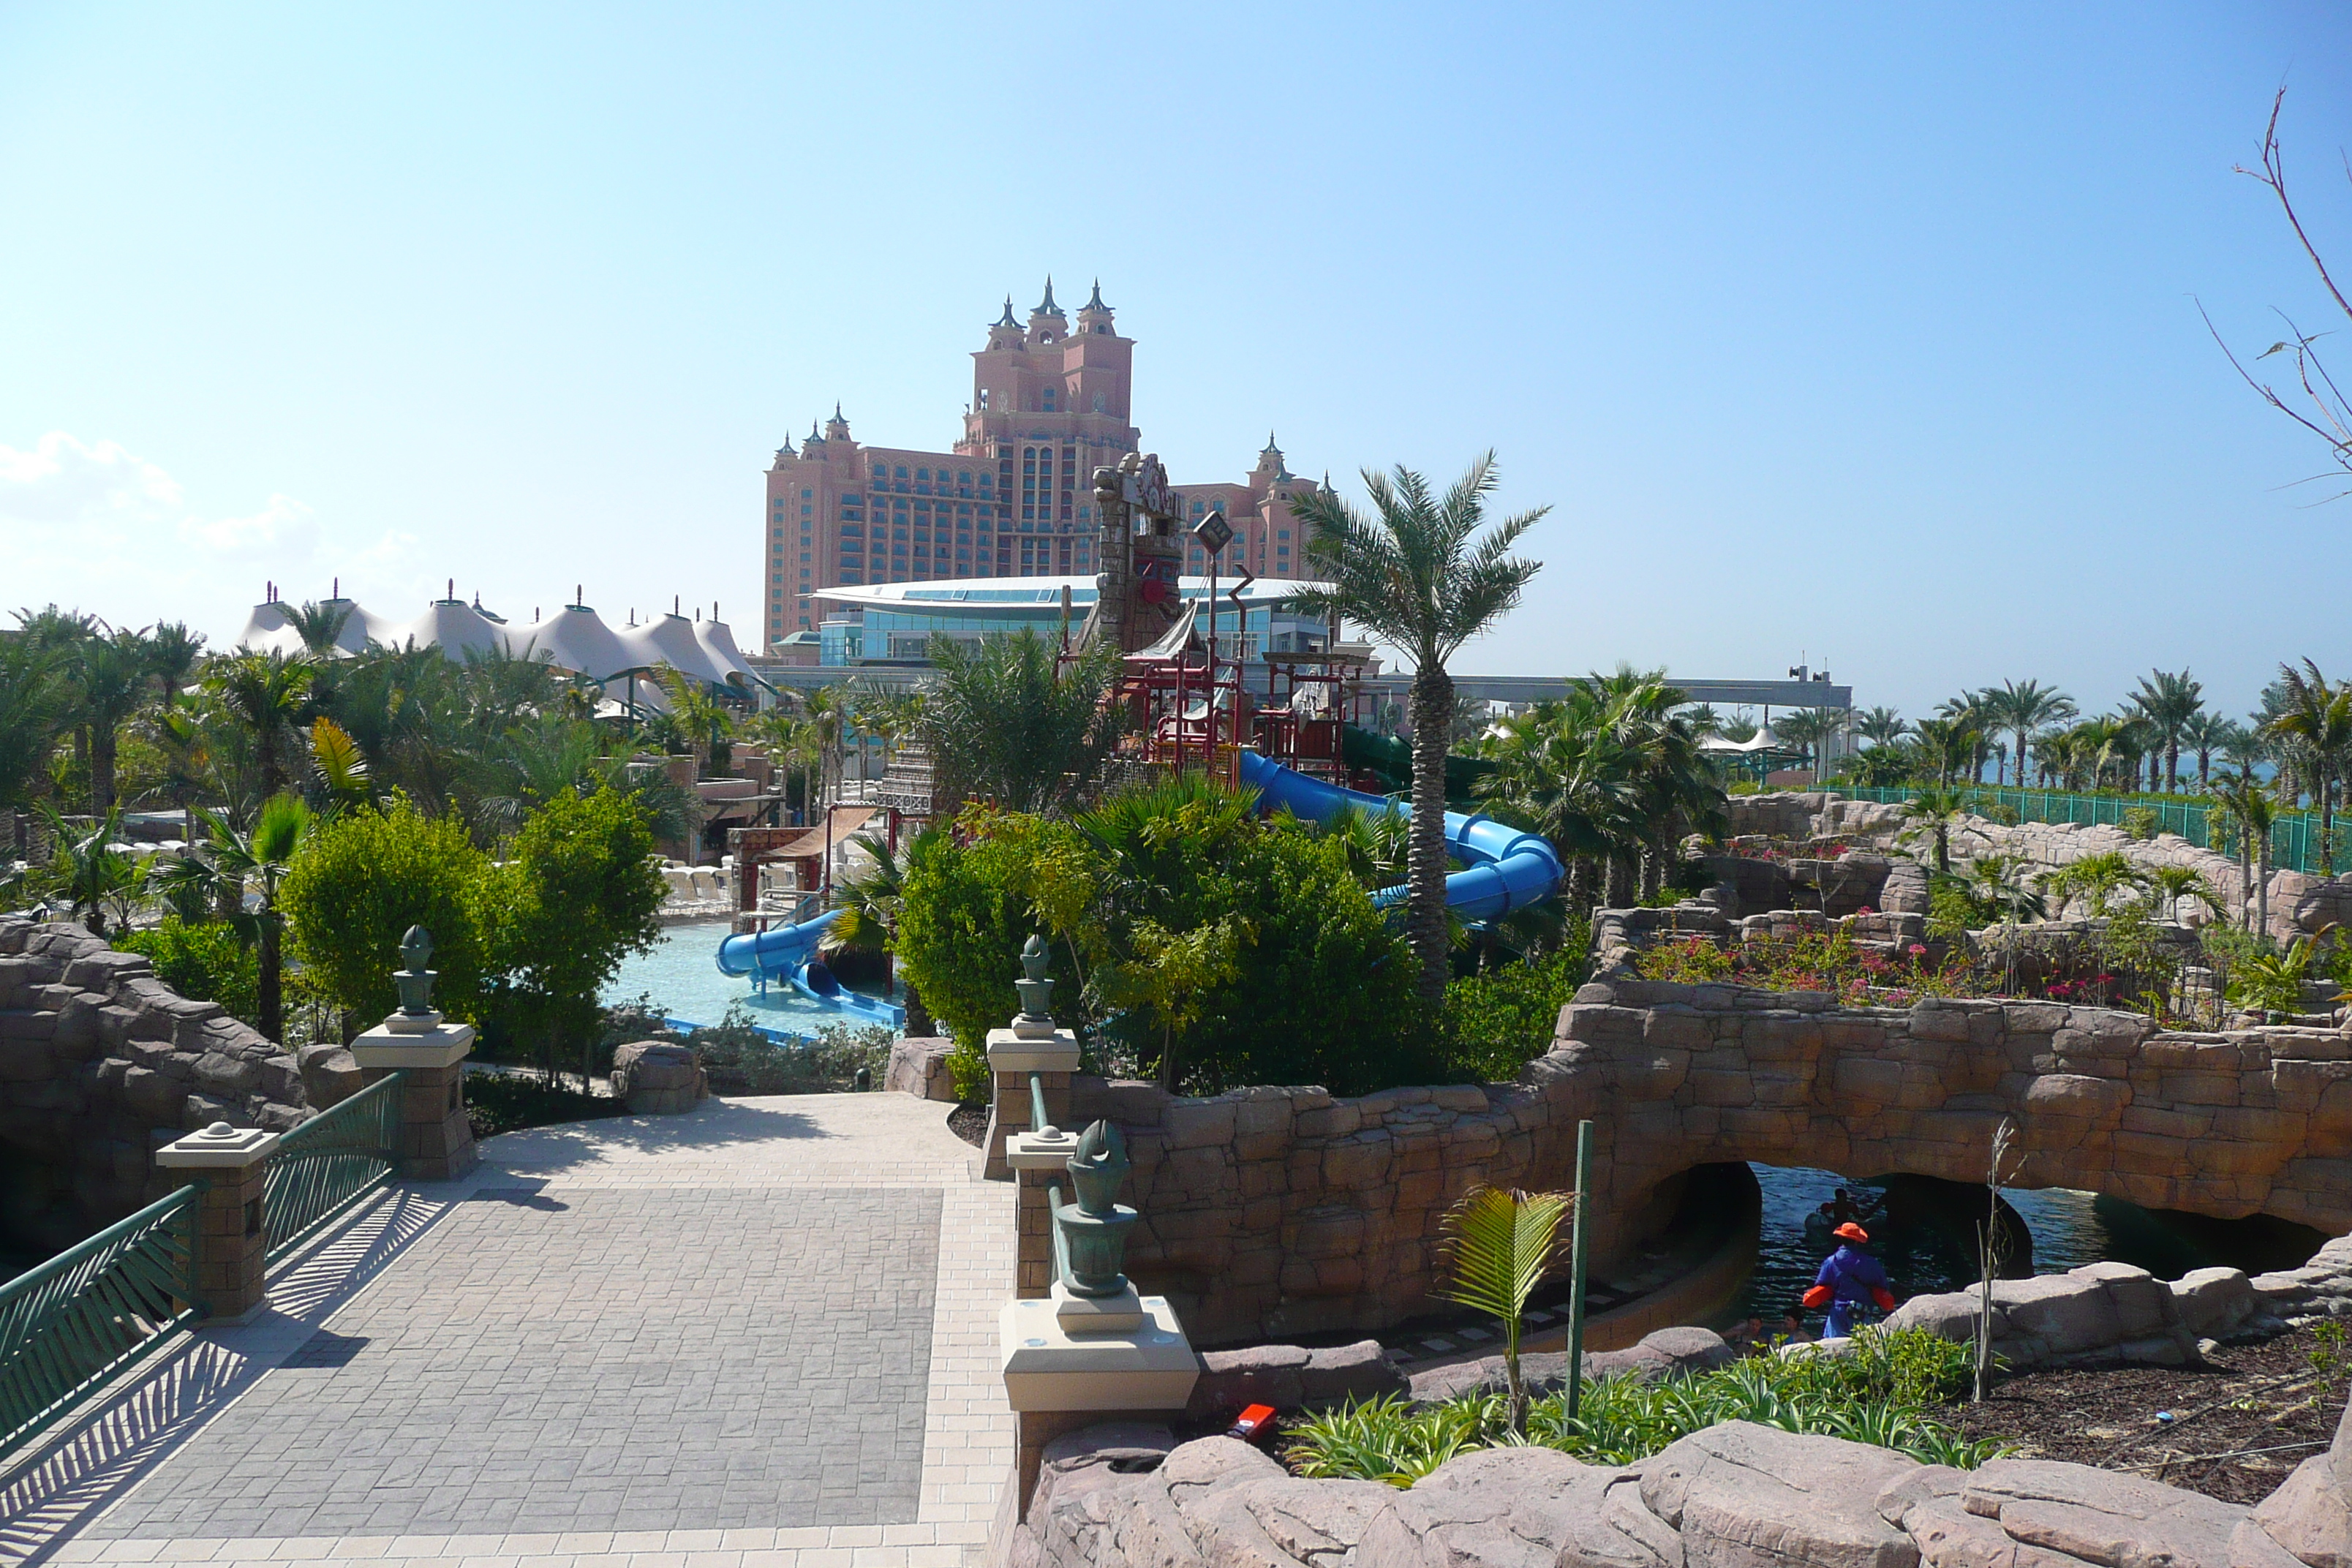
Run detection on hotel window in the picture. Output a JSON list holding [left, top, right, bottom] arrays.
[[895, 465, 908, 478], [801, 489, 812, 498]]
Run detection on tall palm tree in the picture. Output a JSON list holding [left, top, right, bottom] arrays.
[[2129, 669, 2204, 793], [1980, 680, 2075, 788], [2212, 771, 2276, 934], [2179, 711, 2235, 791], [1855, 706, 1910, 749], [2264, 660, 2352, 875], [0, 631, 68, 818], [1933, 693, 1996, 782], [1912, 717, 1980, 787], [205, 649, 317, 801], [1293, 456, 1545, 1005], [75, 627, 153, 818], [192, 792, 312, 1041], [146, 622, 206, 711]]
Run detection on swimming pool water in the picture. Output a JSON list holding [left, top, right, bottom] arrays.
[[604, 919, 893, 1036]]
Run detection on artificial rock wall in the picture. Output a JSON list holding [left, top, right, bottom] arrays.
[[1732, 790, 2352, 943], [1052, 979, 2352, 1347], [0, 916, 317, 1254]]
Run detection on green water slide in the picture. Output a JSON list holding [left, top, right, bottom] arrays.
[[1340, 724, 1496, 812]]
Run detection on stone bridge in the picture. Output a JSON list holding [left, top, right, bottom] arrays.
[[1053, 979, 2352, 1346]]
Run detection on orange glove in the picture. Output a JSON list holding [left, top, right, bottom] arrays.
[[1872, 1288, 1896, 1311], [1802, 1284, 1832, 1309]]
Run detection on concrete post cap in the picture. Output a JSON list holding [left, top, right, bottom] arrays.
[[156, 1121, 282, 1167]]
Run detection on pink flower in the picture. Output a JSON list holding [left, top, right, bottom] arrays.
[[1907, 943, 1927, 957]]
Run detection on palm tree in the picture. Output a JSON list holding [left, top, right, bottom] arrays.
[[282, 599, 355, 656], [1771, 707, 1831, 769], [1898, 784, 1977, 874], [1980, 680, 2074, 788], [192, 792, 312, 1041], [2179, 711, 2235, 791], [1855, 706, 1910, 749], [658, 668, 736, 775], [1436, 1185, 1567, 1436], [1912, 717, 1980, 787], [2212, 771, 2276, 934], [1934, 693, 1996, 782], [915, 629, 1125, 817], [823, 826, 937, 1032], [1478, 695, 1640, 909], [2144, 864, 2214, 924], [2264, 660, 2352, 875], [75, 627, 154, 818], [205, 649, 317, 800], [1293, 456, 1545, 1005], [0, 631, 68, 820], [32, 804, 138, 935], [146, 622, 206, 710], [2128, 669, 2204, 793]]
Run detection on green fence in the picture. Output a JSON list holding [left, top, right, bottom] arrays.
[[1833, 785, 2345, 876], [263, 1071, 404, 1266], [0, 1184, 198, 1460]]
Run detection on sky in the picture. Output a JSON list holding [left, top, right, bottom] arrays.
[[3, 1, 2349, 724]]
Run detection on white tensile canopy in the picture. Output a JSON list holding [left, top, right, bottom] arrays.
[[232, 597, 761, 690]]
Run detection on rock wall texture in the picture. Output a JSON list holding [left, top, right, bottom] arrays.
[[0, 916, 314, 1249], [1002, 1404, 2352, 1568], [1730, 791, 2352, 943], [1056, 977, 2352, 1346]]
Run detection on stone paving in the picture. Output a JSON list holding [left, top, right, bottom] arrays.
[[1, 1093, 1015, 1568]]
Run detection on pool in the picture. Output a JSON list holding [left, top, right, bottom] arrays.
[[603, 920, 897, 1039]]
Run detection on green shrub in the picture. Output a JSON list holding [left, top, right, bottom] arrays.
[[1439, 944, 1590, 1082], [683, 1011, 894, 1094], [282, 796, 491, 1023], [2120, 806, 2160, 842], [462, 1071, 628, 1138], [116, 916, 258, 1022], [1284, 1327, 2003, 1486], [895, 789, 1427, 1096]]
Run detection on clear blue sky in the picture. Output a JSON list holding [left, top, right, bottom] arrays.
[[4, 1, 2348, 725]]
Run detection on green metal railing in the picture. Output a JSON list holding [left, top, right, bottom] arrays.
[[1834, 785, 2347, 876], [0, 1185, 198, 1460], [263, 1071, 404, 1265]]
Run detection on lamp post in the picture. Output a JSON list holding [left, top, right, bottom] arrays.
[[1192, 510, 1232, 773]]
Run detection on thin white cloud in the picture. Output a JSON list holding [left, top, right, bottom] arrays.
[[178, 492, 317, 556], [0, 430, 320, 637]]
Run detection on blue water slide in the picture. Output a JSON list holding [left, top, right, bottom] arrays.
[[1236, 750, 1563, 921], [714, 909, 908, 1029]]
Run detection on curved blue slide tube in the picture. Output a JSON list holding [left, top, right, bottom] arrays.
[[1237, 750, 1563, 921], [714, 908, 908, 1029]]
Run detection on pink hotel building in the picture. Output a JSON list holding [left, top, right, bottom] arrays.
[[760, 281, 1320, 648]]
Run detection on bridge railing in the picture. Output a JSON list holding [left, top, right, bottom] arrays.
[[263, 1070, 404, 1266], [0, 1184, 199, 1462]]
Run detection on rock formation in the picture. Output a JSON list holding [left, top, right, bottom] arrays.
[[0, 916, 315, 1255], [1001, 1404, 2352, 1568]]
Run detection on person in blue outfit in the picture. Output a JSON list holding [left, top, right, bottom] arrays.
[[1801, 1221, 1896, 1338]]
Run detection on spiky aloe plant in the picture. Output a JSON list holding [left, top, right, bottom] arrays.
[[1436, 1185, 1568, 1435]]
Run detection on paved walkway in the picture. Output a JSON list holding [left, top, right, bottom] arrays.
[[0, 1094, 1014, 1568]]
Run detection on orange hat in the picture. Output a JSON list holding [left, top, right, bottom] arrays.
[[1834, 1222, 1871, 1244]]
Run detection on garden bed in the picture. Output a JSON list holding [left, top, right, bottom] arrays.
[[1935, 1323, 2351, 1504]]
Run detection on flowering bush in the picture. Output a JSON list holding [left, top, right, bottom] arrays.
[[1635, 926, 1973, 1004]]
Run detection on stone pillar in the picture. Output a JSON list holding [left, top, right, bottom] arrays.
[[998, 1293, 1198, 1524], [1006, 1125, 1080, 1300], [982, 1026, 1078, 1183], [155, 1121, 282, 1324], [351, 1011, 477, 1182]]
